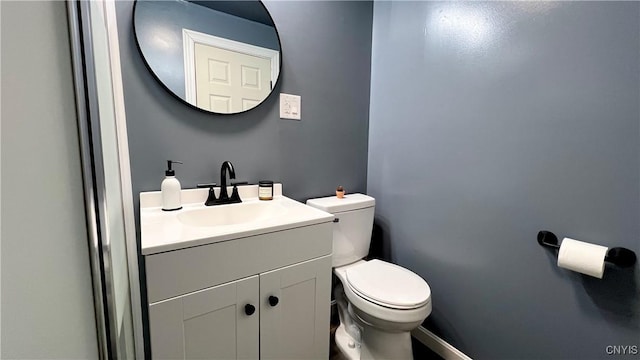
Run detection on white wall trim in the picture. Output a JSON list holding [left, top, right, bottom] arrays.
[[104, 1, 145, 358], [182, 28, 280, 106], [412, 326, 473, 360]]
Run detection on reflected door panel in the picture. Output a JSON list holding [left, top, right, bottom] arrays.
[[194, 43, 271, 113]]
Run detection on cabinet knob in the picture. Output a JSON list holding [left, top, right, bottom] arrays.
[[244, 304, 256, 316], [268, 295, 279, 307]]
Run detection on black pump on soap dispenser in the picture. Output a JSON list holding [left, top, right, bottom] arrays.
[[161, 160, 182, 211]]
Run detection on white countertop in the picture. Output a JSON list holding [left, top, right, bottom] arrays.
[[140, 184, 334, 255]]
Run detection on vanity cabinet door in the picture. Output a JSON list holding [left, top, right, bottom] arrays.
[[149, 275, 259, 360], [259, 255, 332, 360]]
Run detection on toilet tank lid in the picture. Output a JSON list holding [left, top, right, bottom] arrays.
[[306, 193, 375, 213]]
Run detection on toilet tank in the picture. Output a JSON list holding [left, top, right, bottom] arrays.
[[306, 194, 375, 267]]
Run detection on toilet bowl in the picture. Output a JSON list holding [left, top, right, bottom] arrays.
[[306, 194, 432, 360], [334, 260, 431, 360]]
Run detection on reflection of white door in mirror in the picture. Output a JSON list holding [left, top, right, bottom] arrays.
[[183, 29, 279, 113], [195, 43, 271, 113]]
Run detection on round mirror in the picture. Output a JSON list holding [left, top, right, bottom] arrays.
[[133, 0, 282, 114]]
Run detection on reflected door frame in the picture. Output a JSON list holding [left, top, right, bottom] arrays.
[[182, 28, 280, 107]]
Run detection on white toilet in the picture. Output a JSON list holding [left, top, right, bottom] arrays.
[[306, 194, 431, 360]]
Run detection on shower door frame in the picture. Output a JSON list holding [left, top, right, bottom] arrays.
[[67, 1, 145, 358]]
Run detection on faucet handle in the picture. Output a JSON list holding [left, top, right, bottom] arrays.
[[197, 183, 218, 206], [229, 186, 242, 204]]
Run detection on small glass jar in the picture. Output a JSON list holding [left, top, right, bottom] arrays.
[[259, 180, 274, 200]]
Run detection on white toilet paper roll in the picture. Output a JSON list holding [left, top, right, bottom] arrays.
[[557, 238, 608, 278]]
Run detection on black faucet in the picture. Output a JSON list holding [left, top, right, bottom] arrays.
[[198, 161, 243, 206]]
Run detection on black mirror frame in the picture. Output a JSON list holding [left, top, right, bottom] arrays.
[[132, 0, 283, 116]]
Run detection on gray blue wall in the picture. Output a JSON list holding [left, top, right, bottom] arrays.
[[134, 0, 280, 98], [368, 1, 639, 358], [1, 1, 99, 358]]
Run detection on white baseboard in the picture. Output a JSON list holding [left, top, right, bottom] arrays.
[[412, 326, 472, 360]]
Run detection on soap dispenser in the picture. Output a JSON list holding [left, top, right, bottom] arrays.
[[161, 160, 182, 211]]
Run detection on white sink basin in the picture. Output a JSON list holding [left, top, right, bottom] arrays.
[[140, 184, 334, 255], [177, 201, 288, 227]]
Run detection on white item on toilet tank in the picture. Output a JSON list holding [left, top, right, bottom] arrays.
[[306, 194, 375, 267]]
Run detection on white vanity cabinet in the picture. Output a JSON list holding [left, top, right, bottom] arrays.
[[260, 256, 331, 360], [149, 275, 260, 359], [144, 222, 333, 360]]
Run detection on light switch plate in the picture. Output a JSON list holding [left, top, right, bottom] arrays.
[[280, 93, 301, 120]]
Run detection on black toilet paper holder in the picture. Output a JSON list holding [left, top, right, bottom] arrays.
[[537, 230, 636, 268]]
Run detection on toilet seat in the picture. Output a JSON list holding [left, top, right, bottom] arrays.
[[345, 259, 431, 310], [334, 260, 432, 326]]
